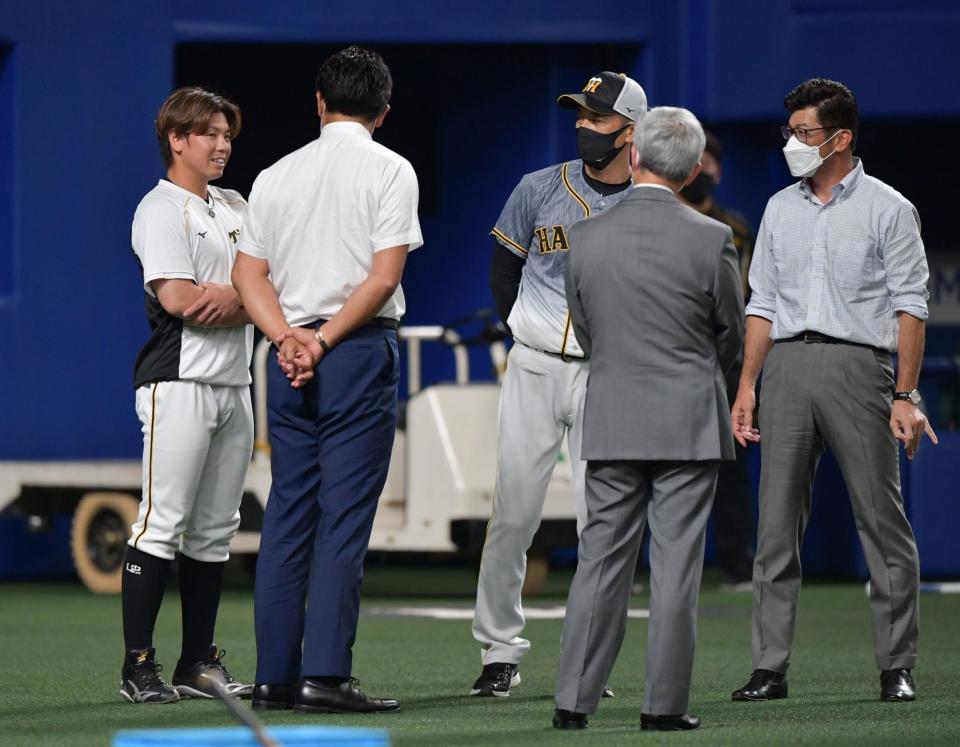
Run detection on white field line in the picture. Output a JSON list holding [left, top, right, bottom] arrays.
[[920, 581, 960, 594], [365, 605, 649, 620], [867, 580, 960, 595]]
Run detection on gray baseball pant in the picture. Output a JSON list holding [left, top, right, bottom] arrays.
[[473, 343, 588, 664]]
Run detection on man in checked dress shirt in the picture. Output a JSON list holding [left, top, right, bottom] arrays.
[[729, 78, 937, 705]]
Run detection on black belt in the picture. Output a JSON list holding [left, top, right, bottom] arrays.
[[518, 342, 588, 362], [779, 331, 881, 352], [302, 316, 399, 331]]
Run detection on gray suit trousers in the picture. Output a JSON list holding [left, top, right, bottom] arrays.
[[555, 459, 718, 715], [753, 341, 919, 673]]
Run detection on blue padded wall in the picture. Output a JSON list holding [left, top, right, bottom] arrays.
[[2, 0, 958, 457]]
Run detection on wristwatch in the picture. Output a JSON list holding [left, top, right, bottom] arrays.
[[314, 328, 332, 353], [893, 389, 921, 406]]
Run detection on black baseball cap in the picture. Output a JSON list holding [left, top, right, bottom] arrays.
[[557, 71, 647, 122]]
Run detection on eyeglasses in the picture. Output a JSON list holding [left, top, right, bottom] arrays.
[[780, 125, 837, 143]]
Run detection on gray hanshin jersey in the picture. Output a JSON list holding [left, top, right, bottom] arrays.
[[492, 159, 631, 358]]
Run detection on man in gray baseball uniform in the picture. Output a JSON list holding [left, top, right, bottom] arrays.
[[471, 71, 646, 697], [553, 106, 744, 731]]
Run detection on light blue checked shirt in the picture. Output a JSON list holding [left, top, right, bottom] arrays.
[[746, 159, 929, 352]]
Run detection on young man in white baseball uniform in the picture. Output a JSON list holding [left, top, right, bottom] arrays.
[[471, 72, 647, 697], [120, 87, 254, 704]]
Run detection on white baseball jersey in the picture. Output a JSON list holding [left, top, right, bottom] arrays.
[[131, 179, 253, 388], [492, 160, 632, 358]]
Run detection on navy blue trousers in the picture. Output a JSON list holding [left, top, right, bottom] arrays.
[[254, 326, 398, 683]]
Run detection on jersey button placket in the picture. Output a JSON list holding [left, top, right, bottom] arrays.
[[805, 205, 827, 330]]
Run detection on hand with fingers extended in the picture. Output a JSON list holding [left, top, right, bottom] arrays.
[[731, 385, 761, 448], [274, 327, 323, 388], [890, 400, 939, 460], [183, 282, 243, 326]]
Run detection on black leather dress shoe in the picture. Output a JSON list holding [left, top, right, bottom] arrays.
[[251, 683, 296, 710], [880, 668, 916, 702], [552, 709, 588, 730], [294, 677, 400, 714], [731, 669, 788, 701], [641, 713, 701, 731]]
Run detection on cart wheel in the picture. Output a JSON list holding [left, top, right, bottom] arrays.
[[71, 492, 139, 594], [522, 552, 549, 598]]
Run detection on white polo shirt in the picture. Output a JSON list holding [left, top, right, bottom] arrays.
[[131, 180, 253, 388], [238, 121, 423, 326]]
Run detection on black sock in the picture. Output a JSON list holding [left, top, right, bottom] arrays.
[[121, 546, 172, 652], [177, 554, 226, 666]]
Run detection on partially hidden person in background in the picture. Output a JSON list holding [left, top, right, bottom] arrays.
[[679, 130, 756, 590]]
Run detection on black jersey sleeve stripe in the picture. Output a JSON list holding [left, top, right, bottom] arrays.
[[491, 227, 529, 255]]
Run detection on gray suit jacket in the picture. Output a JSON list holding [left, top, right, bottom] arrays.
[[565, 186, 744, 461]]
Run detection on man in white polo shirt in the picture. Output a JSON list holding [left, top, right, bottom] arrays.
[[232, 45, 422, 715]]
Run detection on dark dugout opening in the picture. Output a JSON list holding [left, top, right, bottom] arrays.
[[175, 42, 643, 218]]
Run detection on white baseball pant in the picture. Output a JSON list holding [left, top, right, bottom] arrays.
[[473, 342, 588, 664], [129, 380, 253, 563]]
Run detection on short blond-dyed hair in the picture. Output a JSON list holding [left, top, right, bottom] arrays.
[[155, 87, 241, 167]]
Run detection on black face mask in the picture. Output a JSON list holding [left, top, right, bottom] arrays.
[[681, 171, 715, 205], [576, 124, 629, 171]]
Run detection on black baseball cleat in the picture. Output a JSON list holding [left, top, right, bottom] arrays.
[[731, 669, 788, 701], [252, 683, 297, 710], [470, 662, 521, 697], [119, 647, 180, 704], [880, 668, 916, 702], [553, 709, 589, 729], [294, 677, 400, 714], [172, 645, 253, 699], [641, 713, 701, 731]]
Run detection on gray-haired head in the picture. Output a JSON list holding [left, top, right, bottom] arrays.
[[631, 106, 706, 184]]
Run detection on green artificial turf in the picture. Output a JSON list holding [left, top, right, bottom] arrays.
[[1, 572, 958, 746]]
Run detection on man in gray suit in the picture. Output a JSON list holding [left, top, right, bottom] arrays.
[[553, 107, 744, 732]]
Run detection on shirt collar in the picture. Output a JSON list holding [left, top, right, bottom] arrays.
[[158, 178, 210, 206], [838, 157, 864, 196], [632, 183, 675, 194], [799, 157, 864, 202], [319, 121, 374, 140]]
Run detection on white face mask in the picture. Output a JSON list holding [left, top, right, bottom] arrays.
[[782, 130, 840, 178]]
